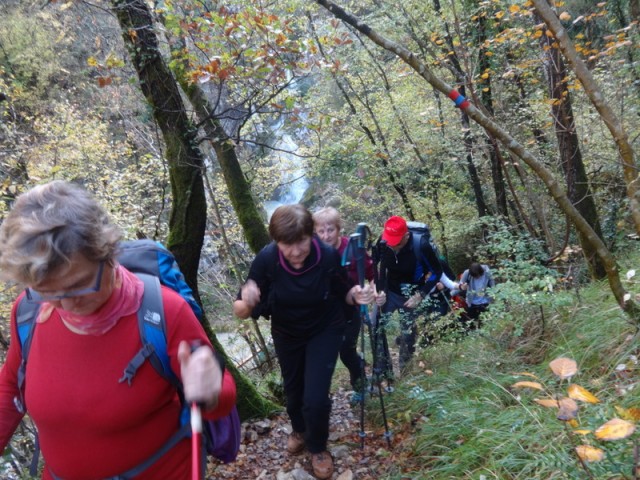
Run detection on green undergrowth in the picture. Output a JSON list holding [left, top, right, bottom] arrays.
[[358, 255, 640, 479]]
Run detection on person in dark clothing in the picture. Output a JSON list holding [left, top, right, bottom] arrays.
[[377, 216, 459, 371], [313, 207, 386, 404], [233, 204, 374, 479]]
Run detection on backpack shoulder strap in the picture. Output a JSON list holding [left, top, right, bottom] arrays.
[[411, 231, 423, 267], [118, 273, 181, 390], [14, 296, 41, 414]]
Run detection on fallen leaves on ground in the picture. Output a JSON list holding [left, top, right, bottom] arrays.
[[208, 388, 403, 479]]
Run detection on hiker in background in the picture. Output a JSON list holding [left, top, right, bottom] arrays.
[[378, 215, 459, 371], [0, 180, 236, 480], [313, 207, 386, 404], [233, 204, 374, 479], [456, 262, 495, 327]]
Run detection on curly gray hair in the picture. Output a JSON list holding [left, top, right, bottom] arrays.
[[0, 180, 121, 285]]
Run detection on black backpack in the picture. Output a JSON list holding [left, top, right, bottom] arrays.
[[406, 221, 444, 279]]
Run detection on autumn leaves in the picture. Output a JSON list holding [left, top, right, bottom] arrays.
[[512, 356, 636, 469]]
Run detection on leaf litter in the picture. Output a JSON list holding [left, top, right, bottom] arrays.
[[208, 388, 401, 479]]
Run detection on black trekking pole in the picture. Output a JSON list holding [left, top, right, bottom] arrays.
[[370, 238, 394, 391], [355, 224, 392, 447], [342, 233, 368, 448]]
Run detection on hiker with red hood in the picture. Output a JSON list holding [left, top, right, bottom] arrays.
[[377, 216, 459, 372]]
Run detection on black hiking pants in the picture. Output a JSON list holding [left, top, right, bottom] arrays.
[[339, 307, 364, 390], [383, 290, 418, 371], [273, 323, 344, 453]]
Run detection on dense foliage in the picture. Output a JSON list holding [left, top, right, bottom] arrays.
[[1, 0, 639, 477]]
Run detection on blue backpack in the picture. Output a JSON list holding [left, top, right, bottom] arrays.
[[14, 239, 240, 478]]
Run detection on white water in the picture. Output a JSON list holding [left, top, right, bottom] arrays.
[[263, 128, 309, 220]]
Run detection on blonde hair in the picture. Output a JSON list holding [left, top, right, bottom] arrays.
[[312, 206, 342, 231], [0, 180, 122, 285]]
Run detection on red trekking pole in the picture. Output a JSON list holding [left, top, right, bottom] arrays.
[[191, 402, 203, 480]]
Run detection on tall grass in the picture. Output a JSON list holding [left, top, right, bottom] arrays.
[[361, 240, 639, 479]]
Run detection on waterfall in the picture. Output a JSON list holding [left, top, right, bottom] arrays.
[[263, 122, 309, 220]]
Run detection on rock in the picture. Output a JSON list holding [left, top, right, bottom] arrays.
[[245, 430, 259, 442], [254, 420, 272, 434], [336, 470, 354, 480], [276, 468, 315, 480], [330, 445, 351, 460]]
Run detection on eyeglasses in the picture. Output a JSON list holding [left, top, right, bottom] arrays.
[[25, 261, 105, 303]]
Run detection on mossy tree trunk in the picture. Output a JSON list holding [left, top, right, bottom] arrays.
[[111, 0, 279, 420]]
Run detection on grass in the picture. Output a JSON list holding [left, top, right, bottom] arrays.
[[351, 254, 640, 479]]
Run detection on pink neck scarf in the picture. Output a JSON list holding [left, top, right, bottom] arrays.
[[278, 237, 322, 276], [55, 265, 144, 336]]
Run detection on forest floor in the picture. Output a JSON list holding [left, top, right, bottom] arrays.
[[209, 387, 405, 480]]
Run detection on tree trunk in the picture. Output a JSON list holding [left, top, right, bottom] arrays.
[[632, 0, 640, 23], [111, 0, 279, 420], [531, 0, 640, 237], [476, 15, 509, 218], [111, 0, 206, 298], [460, 88, 490, 218], [180, 82, 271, 254], [313, 0, 640, 320], [540, 21, 607, 279]]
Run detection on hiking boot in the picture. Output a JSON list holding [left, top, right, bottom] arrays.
[[286, 431, 305, 454], [311, 451, 334, 479]]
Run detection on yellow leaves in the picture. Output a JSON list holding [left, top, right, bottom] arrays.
[[532, 30, 543, 39], [614, 405, 640, 422], [549, 357, 577, 379], [575, 445, 604, 462], [532, 396, 578, 417], [509, 5, 520, 14], [512, 381, 543, 390], [480, 72, 490, 79], [534, 397, 559, 408], [567, 384, 600, 404], [87, 57, 98, 67], [594, 418, 636, 441], [495, 11, 505, 20], [559, 12, 572, 21]]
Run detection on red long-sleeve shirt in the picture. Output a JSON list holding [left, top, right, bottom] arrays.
[[0, 287, 236, 480]]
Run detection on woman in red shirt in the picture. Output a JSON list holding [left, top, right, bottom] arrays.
[[0, 180, 236, 479]]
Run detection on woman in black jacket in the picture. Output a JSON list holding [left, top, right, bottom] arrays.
[[233, 204, 373, 479]]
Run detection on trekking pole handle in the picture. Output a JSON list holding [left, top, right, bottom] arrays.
[[348, 233, 365, 288]]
